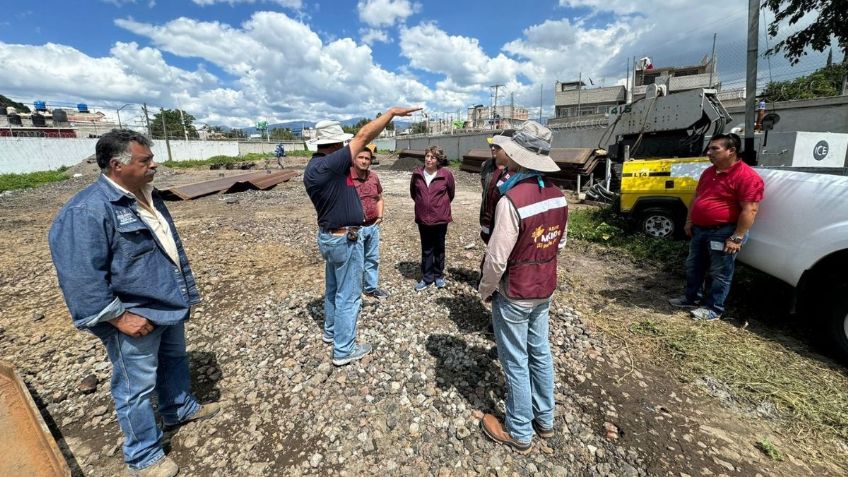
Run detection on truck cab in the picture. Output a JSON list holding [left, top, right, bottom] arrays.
[[738, 168, 848, 359]]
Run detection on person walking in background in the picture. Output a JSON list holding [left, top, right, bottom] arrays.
[[274, 143, 286, 168], [410, 146, 455, 292], [48, 129, 220, 477], [668, 133, 763, 321], [352, 144, 389, 299], [478, 121, 568, 454], [304, 107, 420, 366]]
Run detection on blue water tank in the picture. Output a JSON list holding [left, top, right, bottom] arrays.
[[77, 103, 89, 113], [34, 100, 47, 111]]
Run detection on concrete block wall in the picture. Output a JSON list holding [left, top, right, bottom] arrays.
[[0, 138, 238, 174], [724, 95, 848, 134], [394, 133, 495, 160], [236, 141, 307, 156]]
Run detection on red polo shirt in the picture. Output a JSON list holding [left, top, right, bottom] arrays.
[[690, 160, 764, 226], [350, 167, 382, 224]]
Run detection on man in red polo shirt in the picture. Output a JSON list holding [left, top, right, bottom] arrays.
[[669, 133, 764, 320], [352, 145, 389, 299]]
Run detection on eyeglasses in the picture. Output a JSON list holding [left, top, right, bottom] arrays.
[[490, 144, 502, 150]]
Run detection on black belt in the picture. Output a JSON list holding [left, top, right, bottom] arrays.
[[322, 226, 360, 235], [694, 223, 735, 230]]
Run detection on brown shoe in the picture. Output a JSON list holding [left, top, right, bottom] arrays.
[[128, 456, 178, 477], [481, 414, 532, 454], [532, 419, 555, 439], [164, 402, 221, 431]]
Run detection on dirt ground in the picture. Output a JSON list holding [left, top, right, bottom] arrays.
[[0, 155, 846, 476]]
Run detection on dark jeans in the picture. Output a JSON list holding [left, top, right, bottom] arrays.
[[684, 224, 743, 314], [418, 223, 448, 284]]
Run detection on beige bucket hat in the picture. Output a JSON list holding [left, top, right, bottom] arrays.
[[307, 120, 354, 146], [491, 121, 559, 172]]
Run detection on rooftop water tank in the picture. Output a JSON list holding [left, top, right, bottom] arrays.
[[77, 103, 89, 113], [31, 112, 47, 127], [52, 109, 68, 124], [8, 113, 22, 126], [34, 100, 47, 111]]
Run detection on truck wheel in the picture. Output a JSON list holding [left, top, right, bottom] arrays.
[[826, 287, 848, 362], [640, 208, 676, 239]]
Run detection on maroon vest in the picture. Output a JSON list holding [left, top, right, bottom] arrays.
[[480, 168, 511, 243], [503, 177, 568, 300]]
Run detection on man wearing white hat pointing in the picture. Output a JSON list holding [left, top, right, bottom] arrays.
[[478, 121, 568, 453], [304, 107, 420, 366]]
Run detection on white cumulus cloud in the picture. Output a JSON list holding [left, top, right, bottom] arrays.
[[358, 0, 420, 28], [361, 29, 389, 45], [400, 22, 523, 88]]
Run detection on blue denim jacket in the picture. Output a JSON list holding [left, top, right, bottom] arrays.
[[48, 175, 201, 338]]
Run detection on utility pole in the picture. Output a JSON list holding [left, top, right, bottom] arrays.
[[510, 92, 514, 127], [744, 0, 758, 165], [576, 72, 582, 118], [160, 108, 173, 162], [142, 103, 152, 137], [708, 33, 717, 88], [490, 84, 503, 129], [539, 83, 543, 122]]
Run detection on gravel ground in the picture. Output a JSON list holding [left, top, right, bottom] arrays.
[[0, 157, 840, 476]]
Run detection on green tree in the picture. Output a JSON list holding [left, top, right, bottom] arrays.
[[760, 63, 848, 101], [226, 128, 246, 139], [410, 121, 427, 134], [342, 118, 369, 135], [763, 0, 848, 65], [0, 94, 30, 113], [269, 127, 296, 140], [150, 108, 198, 139]]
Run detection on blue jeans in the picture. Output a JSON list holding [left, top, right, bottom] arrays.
[[491, 293, 555, 444], [317, 229, 364, 358], [361, 224, 381, 293], [101, 322, 200, 470], [684, 224, 744, 314]]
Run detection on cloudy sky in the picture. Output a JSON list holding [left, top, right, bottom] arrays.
[[0, 0, 832, 128]]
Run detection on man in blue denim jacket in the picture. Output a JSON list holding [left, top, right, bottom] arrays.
[[48, 130, 219, 477]]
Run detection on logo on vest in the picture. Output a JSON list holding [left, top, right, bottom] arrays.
[[531, 225, 562, 249]]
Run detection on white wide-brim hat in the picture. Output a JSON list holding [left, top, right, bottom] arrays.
[[491, 121, 559, 173], [307, 120, 354, 146]]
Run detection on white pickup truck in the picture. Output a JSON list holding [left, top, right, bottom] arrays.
[[738, 168, 848, 359]]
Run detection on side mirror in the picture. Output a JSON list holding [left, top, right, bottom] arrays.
[[761, 113, 780, 131]]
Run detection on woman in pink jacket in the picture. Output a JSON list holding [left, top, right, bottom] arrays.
[[409, 146, 455, 291]]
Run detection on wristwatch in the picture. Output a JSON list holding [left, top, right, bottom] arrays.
[[729, 234, 744, 244]]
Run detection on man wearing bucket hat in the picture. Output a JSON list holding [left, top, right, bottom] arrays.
[[478, 121, 568, 453], [304, 107, 420, 366]]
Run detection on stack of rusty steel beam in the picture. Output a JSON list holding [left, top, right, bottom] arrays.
[[460, 149, 492, 174], [0, 361, 71, 476], [160, 170, 300, 200], [547, 148, 606, 188], [397, 149, 427, 161], [459, 147, 607, 188]]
